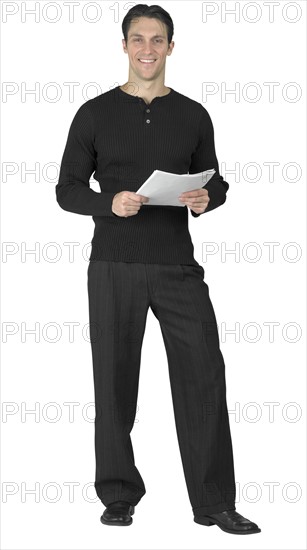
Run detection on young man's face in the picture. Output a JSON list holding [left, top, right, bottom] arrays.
[[122, 16, 174, 84]]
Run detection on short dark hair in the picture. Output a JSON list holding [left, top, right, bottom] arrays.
[[122, 4, 174, 45]]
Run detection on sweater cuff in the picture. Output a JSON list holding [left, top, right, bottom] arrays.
[[56, 185, 118, 217], [97, 191, 118, 217], [191, 180, 227, 217]]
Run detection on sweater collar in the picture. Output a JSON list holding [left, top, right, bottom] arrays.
[[116, 85, 174, 105]]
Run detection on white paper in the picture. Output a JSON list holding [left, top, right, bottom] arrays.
[[135, 169, 216, 207]]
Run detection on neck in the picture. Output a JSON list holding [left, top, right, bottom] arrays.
[[120, 80, 170, 103]]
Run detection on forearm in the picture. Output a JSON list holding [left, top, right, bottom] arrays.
[[56, 172, 117, 217], [189, 107, 229, 218], [190, 176, 229, 217]]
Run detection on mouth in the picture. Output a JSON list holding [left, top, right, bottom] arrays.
[[138, 59, 157, 64]]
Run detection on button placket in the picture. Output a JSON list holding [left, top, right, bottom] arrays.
[[145, 107, 150, 123], [138, 98, 151, 123]]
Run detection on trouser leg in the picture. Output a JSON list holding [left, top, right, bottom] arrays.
[[147, 263, 236, 516], [87, 260, 149, 507]]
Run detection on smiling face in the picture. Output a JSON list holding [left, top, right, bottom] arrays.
[[122, 16, 174, 86]]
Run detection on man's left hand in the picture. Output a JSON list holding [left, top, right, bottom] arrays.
[[179, 188, 210, 214]]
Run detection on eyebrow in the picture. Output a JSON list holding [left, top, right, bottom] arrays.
[[129, 33, 166, 39]]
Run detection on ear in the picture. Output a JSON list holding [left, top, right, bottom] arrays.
[[168, 41, 175, 54]]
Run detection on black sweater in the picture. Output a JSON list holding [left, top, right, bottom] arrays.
[[55, 85, 229, 265]]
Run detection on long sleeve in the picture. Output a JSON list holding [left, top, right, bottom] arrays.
[[54, 85, 229, 265], [55, 103, 118, 216], [189, 107, 229, 217]]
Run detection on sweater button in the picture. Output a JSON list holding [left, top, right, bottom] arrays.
[[146, 108, 150, 113], [146, 119, 151, 123]]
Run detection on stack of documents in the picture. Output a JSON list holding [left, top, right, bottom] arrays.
[[136, 169, 215, 207]]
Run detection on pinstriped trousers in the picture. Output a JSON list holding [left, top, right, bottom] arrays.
[[87, 260, 236, 516]]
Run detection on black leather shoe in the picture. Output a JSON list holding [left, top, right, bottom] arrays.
[[194, 508, 261, 534], [100, 500, 135, 526]]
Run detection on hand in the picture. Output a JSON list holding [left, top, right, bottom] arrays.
[[112, 192, 149, 217], [179, 188, 210, 214]]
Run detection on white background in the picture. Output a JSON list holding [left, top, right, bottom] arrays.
[[1, 1, 306, 549]]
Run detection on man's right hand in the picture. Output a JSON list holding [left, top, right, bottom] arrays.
[[112, 191, 149, 217]]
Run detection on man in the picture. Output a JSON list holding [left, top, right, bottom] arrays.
[[56, 4, 261, 535]]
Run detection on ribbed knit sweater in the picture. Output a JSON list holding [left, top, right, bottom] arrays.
[[55, 85, 229, 265]]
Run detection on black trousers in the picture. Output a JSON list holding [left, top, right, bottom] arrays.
[[87, 260, 236, 516]]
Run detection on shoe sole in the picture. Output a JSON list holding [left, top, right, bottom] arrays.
[[100, 517, 133, 526], [194, 516, 261, 534], [100, 505, 135, 526]]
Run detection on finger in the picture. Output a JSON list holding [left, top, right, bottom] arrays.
[[126, 193, 147, 203], [180, 190, 208, 199], [183, 198, 207, 206], [126, 198, 146, 206]]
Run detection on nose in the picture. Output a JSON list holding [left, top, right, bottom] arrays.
[[140, 42, 155, 55]]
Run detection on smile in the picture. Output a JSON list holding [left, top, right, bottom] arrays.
[[138, 59, 156, 64]]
